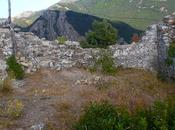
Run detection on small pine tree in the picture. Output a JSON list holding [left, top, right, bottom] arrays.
[[6, 55, 25, 80], [82, 20, 118, 48]]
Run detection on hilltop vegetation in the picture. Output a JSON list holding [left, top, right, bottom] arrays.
[[53, 0, 175, 30], [14, 0, 175, 30]]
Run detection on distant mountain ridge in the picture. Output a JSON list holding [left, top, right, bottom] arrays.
[[51, 0, 175, 29], [13, 0, 175, 42], [24, 10, 141, 42], [14, 0, 175, 30]]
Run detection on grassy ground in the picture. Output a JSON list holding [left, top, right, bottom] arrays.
[[0, 68, 174, 129]]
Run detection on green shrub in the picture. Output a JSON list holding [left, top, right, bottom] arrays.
[[165, 41, 175, 67], [76, 102, 131, 130], [165, 58, 174, 66], [57, 36, 67, 44], [146, 101, 169, 130], [6, 55, 25, 80], [76, 100, 175, 130], [81, 20, 118, 48], [168, 42, 175, 58], [80, 39, 97, 48], [157, 71, 167, 81], [92, 50, 117, 75]]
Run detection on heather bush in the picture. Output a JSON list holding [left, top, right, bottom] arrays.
[[57, 36, 67, 44], [6, 55, 25, 80]]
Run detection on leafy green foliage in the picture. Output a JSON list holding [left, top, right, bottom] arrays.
[[166, 41, 175, 66], [57, 36, 67, 44], [165, 58, 174, 66], [6, 55, 25, 80], [168, 42, 175, 58], [76, 100, 175, 130], [76, 102, 131, 130], [97, 50, 117, 75], [157, 71, 167, 81], [55, 0, 175, 30], [90, 50, 117, 75], [81, 20, 118, 48]]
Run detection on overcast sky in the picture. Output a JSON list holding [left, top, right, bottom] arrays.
[[0, 0, 60, 18]]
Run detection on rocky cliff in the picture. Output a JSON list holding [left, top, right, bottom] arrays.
[[0, 13, 175, 80], [25, 10, 141, 42]]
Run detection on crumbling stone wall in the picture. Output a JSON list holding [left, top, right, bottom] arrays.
[[110, 25, 159, 71], [0, 14, 175, 80]]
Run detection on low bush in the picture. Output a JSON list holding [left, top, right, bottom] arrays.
[[165, 57, 174, 66], [76, 100, 175, 130], [0, 99, 24, 119], [57, 36, 67, 44], [6, 55, 25, 80], [80, 39, 98, 48], [90, 50, 117, 75], [166, 41, 175, 66], [157, 71, 167, 81], [168, 41, 175, 58], [6, 99, 24, 118], [76, 102, 131, 130]]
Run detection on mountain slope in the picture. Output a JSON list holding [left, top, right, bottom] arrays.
[[24, 10, 141, 42], [13, 11, 43, 27], [52, 0, 175, 29]]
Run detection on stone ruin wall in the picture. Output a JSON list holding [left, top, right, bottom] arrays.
[[0, 14, 175, 80]]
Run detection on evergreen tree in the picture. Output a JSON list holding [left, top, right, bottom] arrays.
[[85, 20, 118, 48]]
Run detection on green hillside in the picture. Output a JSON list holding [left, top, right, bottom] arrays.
[[13, 11, 43, 27], [52, 0, 175, 30], [14, 0, 175, 30]]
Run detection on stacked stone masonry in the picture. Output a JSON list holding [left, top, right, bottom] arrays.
[[0, 13, 175, 80]]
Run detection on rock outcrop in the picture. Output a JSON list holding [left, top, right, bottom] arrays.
[[0, 13, 175, 80], [25, 10, 141, 42], [28, 10, 80, 41]]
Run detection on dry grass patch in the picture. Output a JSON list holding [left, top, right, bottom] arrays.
[[0, 99, 24, 119], [6, 99, 24, 118], [0, 78, 13, 94], [54, 100, 78, 130], [0, 120, 15, 129], [0, 99, 24, 129], [78, 68, 175, 112], [15, 68, 174, 130]]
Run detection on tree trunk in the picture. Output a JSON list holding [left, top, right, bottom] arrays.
[[8, 0, 17, 55], [10, 25, 17, 55], [8, 0, 11, 24]]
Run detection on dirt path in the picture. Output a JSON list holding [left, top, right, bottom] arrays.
[[0, 68, 175, 130]]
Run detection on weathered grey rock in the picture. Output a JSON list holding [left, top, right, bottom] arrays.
[[110, 24, 159, 71], [0, 13, 175, 80], [0, 59, 7, 80], [29, 10, 80, 41], [30, 122, 45, 130]]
